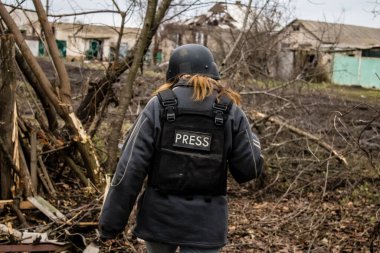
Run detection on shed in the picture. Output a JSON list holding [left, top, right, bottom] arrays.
[[278, 19, 380, 89]]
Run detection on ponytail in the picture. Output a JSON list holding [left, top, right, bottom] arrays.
[[154, 75, 241, 105]]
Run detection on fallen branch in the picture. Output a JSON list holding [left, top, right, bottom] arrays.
[[37, 167, 54, 196], [11, 198, 29, 228], [18, 144, 34, 197], [249, 110, 348, 166], [63, 156, 89, 187], [38, 156, 56, 196]]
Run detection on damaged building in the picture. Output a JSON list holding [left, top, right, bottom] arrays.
[[8, 6, 139, 62], [154, 1, 283, 83], [52, 23, 138, 62], [276, 19, 380, 89], [155, 1, 261, 65], [7, 6, 40, 56]]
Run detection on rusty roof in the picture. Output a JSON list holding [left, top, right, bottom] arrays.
[[290, 19, 380, 49]]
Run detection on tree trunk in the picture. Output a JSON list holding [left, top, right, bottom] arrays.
[[220, 0, 254, 70], [114, 12, 126, 66], [0, 34, 16, 199], [15, 49, 58, 131], [33, 0, 71, 100], [0, 2, 100, 184], [106, 0, 158, 172]]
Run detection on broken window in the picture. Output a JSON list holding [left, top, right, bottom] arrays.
[[195, 32, 204, 45], [176, 33, 183, 47], [307, 54, 315, 63], [281, 43, 290, 49], [85, 39, 103, 60], [119, 43, 129, 58], [362, 48, 380, 58], [292, 24, 300, 31], [56, 40, 67, 58]]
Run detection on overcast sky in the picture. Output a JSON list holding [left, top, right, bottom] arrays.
[[293, 0, 380, 28], [6, 0, 380, 28]]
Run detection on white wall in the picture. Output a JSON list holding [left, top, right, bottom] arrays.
[[26, 40, 39, 57]]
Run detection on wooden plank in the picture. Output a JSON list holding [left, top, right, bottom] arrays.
[[30, 130, 38, 192], [0, 244, 69, 252], [18, 145, 34, 196], [0, 200, 35, 209], [59, 221, 98, 227], [27, 196, 67, 222]]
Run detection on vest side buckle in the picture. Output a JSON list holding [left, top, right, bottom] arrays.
[[166, 106, 176, 122], [213, 103, 228, 111], [214, 111, 224, 125], [162, 99, 177, 107]]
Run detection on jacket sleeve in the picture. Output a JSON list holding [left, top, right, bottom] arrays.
[[229, 106, 264, 184], [99, 99, 157, 240]]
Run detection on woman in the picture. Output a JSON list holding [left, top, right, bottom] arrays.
[[99, 44, 264, 253]]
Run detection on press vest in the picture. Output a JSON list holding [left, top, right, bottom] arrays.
[[149, 89, 232, 196]]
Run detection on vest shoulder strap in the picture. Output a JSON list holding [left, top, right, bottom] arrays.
[[157, 90, 233, 125], [212, 95, 233, 125], [157, 89, 177, 122], [157, 89, 177, 107], [213, 95, 232, 111]]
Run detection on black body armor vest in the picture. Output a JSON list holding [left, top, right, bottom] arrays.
[[149, 89, 232, 196]]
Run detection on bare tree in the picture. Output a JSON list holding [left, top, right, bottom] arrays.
[[219, 0, 289, 82], [106, 0, 158, 172], [0, 0, 176, 185], [0, 1, 100, 184], [221, 0, 255, 69], [76, 0, 172, 124]]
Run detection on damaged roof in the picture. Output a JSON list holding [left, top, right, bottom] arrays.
[[290, 19, 380, 49], [184, 2, 254, 30]]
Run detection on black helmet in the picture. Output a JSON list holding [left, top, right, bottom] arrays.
[[166, 44, 220, 82]]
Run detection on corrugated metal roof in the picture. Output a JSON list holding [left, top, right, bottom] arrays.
[[293, 19, 380, 48]]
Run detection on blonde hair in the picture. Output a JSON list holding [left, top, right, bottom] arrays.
[[154, 75, 241, 105]]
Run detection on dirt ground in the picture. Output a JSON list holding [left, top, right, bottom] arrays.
[[3, 61, 380, 252], [225, 80, 380, 252]]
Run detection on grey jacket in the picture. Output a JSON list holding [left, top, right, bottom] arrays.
[[99, 81, 263, 248]]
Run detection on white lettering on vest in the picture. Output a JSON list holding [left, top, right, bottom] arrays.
[[173, 129, 212, 151], [203, 136, 210, 147], [189, 135, 195, 145], [183, 135, 189, 144], [175, 133, 182, 144], [196, 136, 202, 146]]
